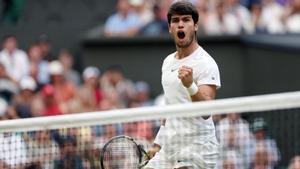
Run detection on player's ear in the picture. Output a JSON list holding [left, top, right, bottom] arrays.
[[194, 23, 198, 32]]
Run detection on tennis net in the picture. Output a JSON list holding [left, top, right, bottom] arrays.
[[0, 91, 300, 169]]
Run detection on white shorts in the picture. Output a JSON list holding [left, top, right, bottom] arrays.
[[144, 141, 219, 169]]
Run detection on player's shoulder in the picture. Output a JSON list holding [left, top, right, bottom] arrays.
[[190, 47, 217, 67], [164, 52, 176, 61], [162, 52, 176, 65]]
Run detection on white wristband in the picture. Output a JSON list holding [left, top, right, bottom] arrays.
[[154, 126, 165, 146], [186, 82, 198, 96]]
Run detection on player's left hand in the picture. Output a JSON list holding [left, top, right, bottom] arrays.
[[178, 65, 193, 88]]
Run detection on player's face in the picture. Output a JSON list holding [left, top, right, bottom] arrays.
[[169, 14, 198, 48]]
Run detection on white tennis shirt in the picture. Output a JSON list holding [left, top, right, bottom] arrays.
[[161, 46, 221, 150]]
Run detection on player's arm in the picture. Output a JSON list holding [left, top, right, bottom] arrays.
[[178, 65, 217, 118], [146, 119, 166, 160]]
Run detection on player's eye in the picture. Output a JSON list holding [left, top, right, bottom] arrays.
[[171, 18, 179, 23], [183, 17, 191, 22]]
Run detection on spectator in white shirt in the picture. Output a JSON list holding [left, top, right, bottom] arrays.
[[0, 35, 29, 82]]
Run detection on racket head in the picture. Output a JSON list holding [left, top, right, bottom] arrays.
[[100, 135, 149, 169]]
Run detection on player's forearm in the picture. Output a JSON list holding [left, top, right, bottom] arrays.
[[188, 84, 216, 102], [191, 89, 215, 102]]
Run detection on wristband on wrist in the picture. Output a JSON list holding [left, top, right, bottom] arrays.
[[186, 82, 198, 96], [153, 126, 165, 146]]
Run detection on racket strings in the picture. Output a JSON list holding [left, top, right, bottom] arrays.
[[103, 138, 140, 169]]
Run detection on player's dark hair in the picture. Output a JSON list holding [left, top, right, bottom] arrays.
[[167, 1, 199, 25]]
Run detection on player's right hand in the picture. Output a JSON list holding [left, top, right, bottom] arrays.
[[145, 144, 161, 160]]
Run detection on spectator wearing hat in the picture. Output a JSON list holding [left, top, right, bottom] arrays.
[[68, 66, 103, 113], [48, 60, 77, 114], [251, 117, 280, 169], [12, 76, 37, 118]]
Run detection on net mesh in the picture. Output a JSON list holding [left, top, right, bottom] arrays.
[[0, 91, 300, 169]]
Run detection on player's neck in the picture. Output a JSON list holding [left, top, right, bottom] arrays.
[[175, 42, 199, 59]]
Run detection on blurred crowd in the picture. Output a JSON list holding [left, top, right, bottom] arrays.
[[103, 0, 300, 37]]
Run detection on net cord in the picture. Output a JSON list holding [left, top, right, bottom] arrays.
[[1, 91, 300, 133]]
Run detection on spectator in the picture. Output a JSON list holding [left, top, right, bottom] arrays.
[[68, 66, 103, 113], [0, 35, 29, 82], [54, 136, 83, 169], [37, 34, 54, 61], [40, 84, 63, 116], [103, 0, 142, 37], [257, 0, 286, 33], [24, 130, 60, 169], [285, 0, 300, 33], [27, 43, 50, 86], [0, 62, 18, 103], [100, 65, 136, 108], [216, 113, 255, 168], [129, 0, 154, 26], [288, 155, 300, 169], [48, 60, 77, 114], [251, 142, 273, 169], [134, 81, 153, 107], [222, 0, 253, 34], [139, 4, 169, 35], [58, 49, 81, 87], [12, 76, 37, 118], [0, 132, 27, 168], [251, 117, 280, 168]]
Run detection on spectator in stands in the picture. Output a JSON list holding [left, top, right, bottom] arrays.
[[139, 4, 169, 35], [134, 81, 153, 107], [103, 0, 142, 37], [257, 0, 286, 33], [58, 49, 81, 87], [12, 76, 37, 118], [284, 0, 300, 33], [27, 43, 50, 86], [288, 155, 300, 169], [37, 34, 54, 61], [251, 141, 273, 169], [68, 66, 103, 113], [100, 65, 136, 108], [54, 136, 83, 169], [129, 0, 154, 26], [0, 132, 27, 168], [219, 149, 241, 169], [48, 60, 77, 114], [221, 0, 253, 34], [0, 35, 29, 82], [0, 62, 18, 103], [40, 84, 63, 116], [24, 130, 60, 169], [216, 113, 255, 168], [251, 117, 280, 168]]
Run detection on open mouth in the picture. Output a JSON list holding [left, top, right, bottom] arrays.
[[177, 31, 185, 39]]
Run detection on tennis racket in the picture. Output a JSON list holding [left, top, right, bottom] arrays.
[[100, 135, 150, 169]]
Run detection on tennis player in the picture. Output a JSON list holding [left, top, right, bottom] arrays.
[[144, 1, 221, 169]]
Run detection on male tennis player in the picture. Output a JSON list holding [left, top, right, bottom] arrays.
[[144, 1, 221, 169]]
